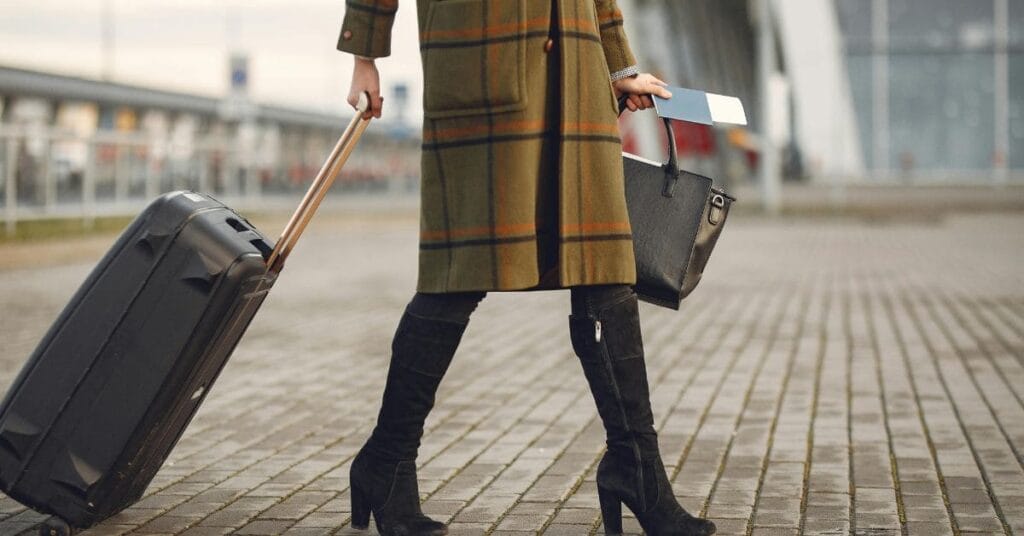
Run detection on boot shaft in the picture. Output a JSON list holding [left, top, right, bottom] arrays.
[[568, 292, 658, 454], [365, 311, 469, 461]]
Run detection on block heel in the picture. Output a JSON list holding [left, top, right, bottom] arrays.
[[350, 484, 371, 529], [598, 485, 624, 535]]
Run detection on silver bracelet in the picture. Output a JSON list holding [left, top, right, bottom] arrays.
[[610, 64, 639, 82]]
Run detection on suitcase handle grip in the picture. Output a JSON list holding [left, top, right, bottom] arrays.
[[267, 92, 372, 273]]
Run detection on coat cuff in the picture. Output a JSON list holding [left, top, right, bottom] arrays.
[[336, 0, 398, 58], [610, 65, 639, 81], [595, 0, 638, 76]]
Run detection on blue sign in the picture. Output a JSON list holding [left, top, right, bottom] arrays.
[[230, 54, 249, 92]]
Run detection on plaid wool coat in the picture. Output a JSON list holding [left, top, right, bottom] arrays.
[[338, 0, 639, 293]]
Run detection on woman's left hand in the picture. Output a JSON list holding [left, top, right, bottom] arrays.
[[612, 73, 672, 112]]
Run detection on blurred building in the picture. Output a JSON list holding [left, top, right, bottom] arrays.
[[836, 0, 1021, 181], [2, 0, 1021, 231], [618, 0, 1023, 184], [0, 65, 420, 221]]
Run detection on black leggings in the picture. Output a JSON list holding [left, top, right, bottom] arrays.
[[404, 284, 635, 324]]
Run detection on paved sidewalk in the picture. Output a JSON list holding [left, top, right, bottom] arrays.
[[0, 211, 1022, 535]]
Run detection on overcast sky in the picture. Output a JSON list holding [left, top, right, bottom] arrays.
[[0, 0, 426, 121]]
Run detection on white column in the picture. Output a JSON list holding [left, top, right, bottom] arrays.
[[145, 146, 159, 200], [198, 152, 211, 194], [871, 0, 890, 178], [994, 0, 1010, 184], [114, 144, 128, 204], [42, 137, 55, 213], [83, 140, 96, 229], [773, 0, 865, 179], [758, 0, 781, 215], [4, 137, 17, 237]]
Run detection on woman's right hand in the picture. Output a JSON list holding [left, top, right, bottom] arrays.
[[348, 57, 383, 120]]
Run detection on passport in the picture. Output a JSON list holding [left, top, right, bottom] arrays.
[[653, 86, 747, 126]]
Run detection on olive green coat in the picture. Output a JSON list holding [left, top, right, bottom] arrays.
[[338, 0, 638, 293]]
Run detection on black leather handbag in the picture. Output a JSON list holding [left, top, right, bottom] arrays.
[[618, 97, 736, 309]]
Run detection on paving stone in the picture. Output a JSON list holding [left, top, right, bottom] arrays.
[[801, 518, 849, 534], [281, 528, 333, 536], [952, 513, 1005, 532], [79, 525, 137, 536], [548, 507, 597, 525], [905, 521, 954, 536], [707, 503, 754, 519], [903, 506, 950, 523], [136, 516, 201, 533], [709, 518, 750, 535], [0, 211, 1022, 535], [234, 519, 295, 535], [541, 523, 593, 535], [175, 528, 232, 536]]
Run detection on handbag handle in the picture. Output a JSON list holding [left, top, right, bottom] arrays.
[[617, 94, 681, 196]]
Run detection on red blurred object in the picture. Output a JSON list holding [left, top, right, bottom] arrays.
[[668, 121, 715, 157], [618, 114, 716, 158], [619, 115, 640, 155]]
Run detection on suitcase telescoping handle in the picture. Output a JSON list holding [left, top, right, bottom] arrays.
[[266, 91, 372, 273]]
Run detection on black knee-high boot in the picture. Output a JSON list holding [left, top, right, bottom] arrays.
[[349, 310, 468, 536], [569, 288, 716, 536]]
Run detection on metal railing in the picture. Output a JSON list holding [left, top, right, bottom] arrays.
[[0, 125, 420, 235]]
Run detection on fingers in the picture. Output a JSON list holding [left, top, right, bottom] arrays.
[[349, 58, 382, 119], [350, 90, 382, 120], [627, 94, 641, 111], [368, 92, 383, 119], [644, 76, 672, 99], [614, 72, 672, 113], [650, 85, 672, 99]]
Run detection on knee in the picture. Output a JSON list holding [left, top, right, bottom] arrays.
[[405, 291, 486, 324], [570, 284, 636, 318]]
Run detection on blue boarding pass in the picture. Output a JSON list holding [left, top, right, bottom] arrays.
[[652, 86, 747, 126]]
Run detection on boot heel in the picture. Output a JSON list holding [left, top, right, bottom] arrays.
[[350, 484, 371, 529], [598, 486, 623, 535]]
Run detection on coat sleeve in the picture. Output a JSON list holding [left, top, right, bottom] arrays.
[[336, 0, 398, 58], [593, 0, 639, 80]]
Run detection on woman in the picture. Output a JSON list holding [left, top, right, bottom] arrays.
[[338, 1, 716, 535]]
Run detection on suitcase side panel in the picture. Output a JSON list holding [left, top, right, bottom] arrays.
[[107, 271, 273, 521], [0, 192, 220, 488], [0, 195, 274, 527]]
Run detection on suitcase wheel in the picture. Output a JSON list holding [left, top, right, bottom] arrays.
[[39, 517, 74, 536]]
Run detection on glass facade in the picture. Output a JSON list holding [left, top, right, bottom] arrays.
[[888, 0, 994, 51], [836, 0, 1021, 177], [1010, 1, 1024, 170], [1011, 55, 1024, 170], [835, 1, 874, 167], [889, 53, 994, 171]]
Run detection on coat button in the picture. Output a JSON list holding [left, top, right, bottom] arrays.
[[342, 29, 353, 40], [544, 38, 554, 53]]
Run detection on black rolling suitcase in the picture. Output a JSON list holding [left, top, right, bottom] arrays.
[[0, 96, 373, 535]]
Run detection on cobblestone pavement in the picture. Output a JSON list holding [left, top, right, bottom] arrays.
[[0, 211, 1022, 535]]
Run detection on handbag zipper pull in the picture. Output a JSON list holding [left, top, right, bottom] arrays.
[[594, 320, 602, 343]]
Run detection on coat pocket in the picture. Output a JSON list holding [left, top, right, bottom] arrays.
[[421, 0, 528, 119]]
